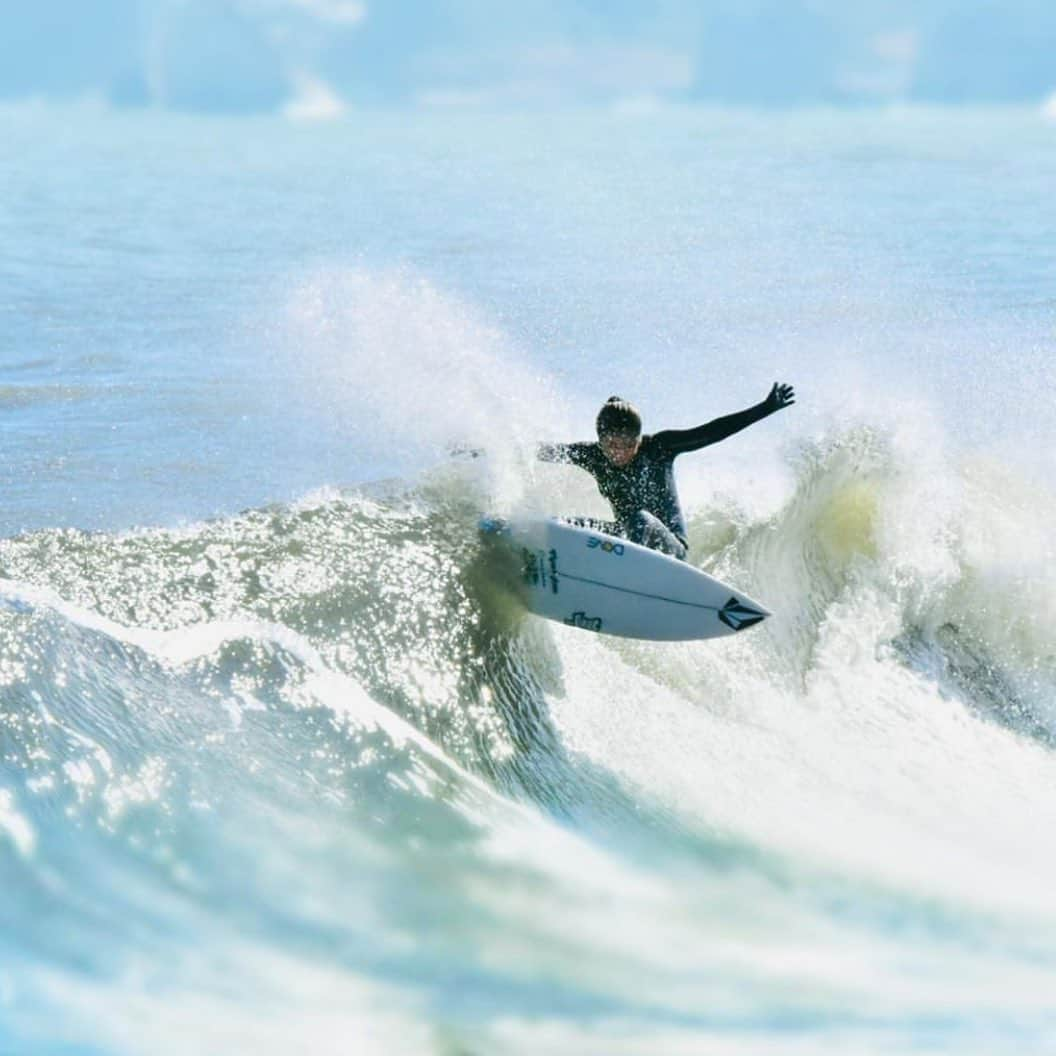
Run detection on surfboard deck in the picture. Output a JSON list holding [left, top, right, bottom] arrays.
[[479, 516, 770, 641]]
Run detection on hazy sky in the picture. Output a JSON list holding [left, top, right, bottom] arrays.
[[1, 0, 1054, 112]]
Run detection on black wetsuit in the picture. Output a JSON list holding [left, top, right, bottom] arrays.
[[538, 398, 780, 560]]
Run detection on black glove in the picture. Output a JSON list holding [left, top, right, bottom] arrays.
[[764, 382, 795, 412]]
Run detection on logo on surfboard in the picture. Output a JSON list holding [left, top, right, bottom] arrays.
[[521, 547, 560, 594], [564, 611, 603, 631], [718, 597, 766, 632]]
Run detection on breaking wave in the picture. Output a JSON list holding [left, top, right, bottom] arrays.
[[3, 423, 1056, 1052]]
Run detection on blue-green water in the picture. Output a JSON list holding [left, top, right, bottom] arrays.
[[2, 102, 1056, 1054]]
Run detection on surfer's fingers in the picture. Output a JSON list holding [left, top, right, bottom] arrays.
[[769, 383, 794, 408]]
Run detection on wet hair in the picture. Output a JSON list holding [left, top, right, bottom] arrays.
[[596, 396, 642, 438]]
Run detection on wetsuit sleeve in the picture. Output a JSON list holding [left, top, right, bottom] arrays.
[[536, 442, 597, 468], [652, 400, 775, 455]]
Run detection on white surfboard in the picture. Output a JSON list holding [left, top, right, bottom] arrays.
[[479, 516, 770, 641]]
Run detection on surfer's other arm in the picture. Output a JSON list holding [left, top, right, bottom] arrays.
[[654, 382, 795, 455], [536, 441, 595, 467]]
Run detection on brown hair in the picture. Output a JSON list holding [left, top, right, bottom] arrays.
[[595, 396, 642, 438]]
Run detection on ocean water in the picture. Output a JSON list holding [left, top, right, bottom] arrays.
[[2, 102, 1056, 1054]]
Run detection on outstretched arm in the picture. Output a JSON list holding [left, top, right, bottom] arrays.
[[449, 441, 596, 465], [655, 383, 795, 455]]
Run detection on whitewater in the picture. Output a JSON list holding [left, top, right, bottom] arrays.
[[2, 104, 1056, 1054]]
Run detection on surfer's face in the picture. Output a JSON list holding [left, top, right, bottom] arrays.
[[599, 431, 641, 466]]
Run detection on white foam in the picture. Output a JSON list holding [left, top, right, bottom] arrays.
[[273, 267, 577, 510], [547, 421, 1056, 924]]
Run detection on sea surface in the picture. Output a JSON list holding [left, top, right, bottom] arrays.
[[2, 101, 1056, 1055]]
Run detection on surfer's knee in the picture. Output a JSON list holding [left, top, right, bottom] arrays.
[[627, 510, 686, 559], [626, 509, 653, 543]]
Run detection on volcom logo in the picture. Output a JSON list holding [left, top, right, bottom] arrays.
[[564, 611, 603, 632], [718, 597, 766, 632]]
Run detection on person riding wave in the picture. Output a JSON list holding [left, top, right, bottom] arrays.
[[537, 383, 795, 560]]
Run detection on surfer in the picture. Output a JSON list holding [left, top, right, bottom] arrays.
[[537, 383, 795, 560]]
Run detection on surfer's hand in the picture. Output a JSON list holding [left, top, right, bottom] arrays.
[[764, 382, 795, 412]]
